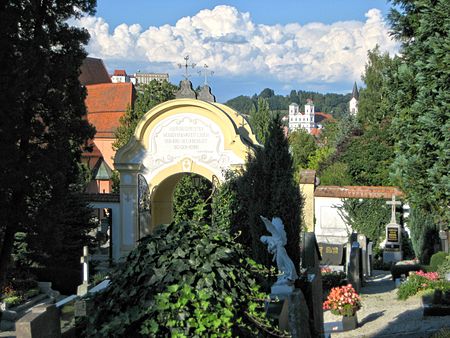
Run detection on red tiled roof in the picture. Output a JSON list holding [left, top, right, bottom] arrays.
[[310, 128, 321, 136], [79, 57, 111, 85], [85, 83, 134, 113], [113, 69, 127, 76], [81, 142, 102, 170], [88, 112, 125, 138], [314, 186, 404, 199], [315, 112, 333, 123], [85, 83, 135, 137]]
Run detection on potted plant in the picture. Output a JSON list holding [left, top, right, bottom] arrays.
[[323, 284, 362, 330]]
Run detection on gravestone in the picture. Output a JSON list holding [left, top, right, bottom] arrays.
[[357, 234, 369, 280], [383, 195, 403, 263], [16, 304, 61, 338], [367, 241, 373, 277], [301, 232, 324, 337], [348, 245, 361, 293], [318, 243, 344, 266], [286, 289, 313, 338]]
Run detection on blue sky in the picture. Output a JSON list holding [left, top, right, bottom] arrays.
[[78, 0, 398, 103]]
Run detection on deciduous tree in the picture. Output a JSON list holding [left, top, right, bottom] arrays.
[[113, 80, 177, 150]]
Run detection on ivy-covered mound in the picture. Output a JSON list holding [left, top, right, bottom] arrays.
[[85, 221, 279, 337]]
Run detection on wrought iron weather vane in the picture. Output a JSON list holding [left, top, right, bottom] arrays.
[[178, 55, 196, 80], [198, 64, 214, 85]]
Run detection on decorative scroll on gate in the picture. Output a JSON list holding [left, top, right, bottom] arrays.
[[138, 174, 151, 238]]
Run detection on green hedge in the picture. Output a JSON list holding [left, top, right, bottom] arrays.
[[429, 252, 449, 272]]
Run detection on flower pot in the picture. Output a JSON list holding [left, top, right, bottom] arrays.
[[341, 313, 358, 331]]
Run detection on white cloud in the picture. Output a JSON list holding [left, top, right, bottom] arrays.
[[75, 5, 399, 84]]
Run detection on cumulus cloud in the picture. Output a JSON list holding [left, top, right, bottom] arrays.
[[75, 5, 399, 84]]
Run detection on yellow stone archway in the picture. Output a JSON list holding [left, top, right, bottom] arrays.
[[114, 98, 258, 256]]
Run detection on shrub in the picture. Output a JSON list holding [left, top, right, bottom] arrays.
[[408, 208, 440, 264], [321, 270, 347, 294], [397, 273, 431, 300], [437, 256, 450, 277], [3, 295, 22, 307], [85, 221, 282, 337], [429, 252, 449, 272]]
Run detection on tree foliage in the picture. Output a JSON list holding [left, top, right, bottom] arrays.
[[339, 199, 390, 246], [173, 174, 212, 224], [237, 118, 303, 269], [388, 0, 450, 224], [113, 80, 177, 150], [0, 0, 96, 285], [288, 129, 317, 171], [249, 97, 271, 144], [225, 89, 351, 117], [85, 221, 281, 337], [358, 46, 396, 128]]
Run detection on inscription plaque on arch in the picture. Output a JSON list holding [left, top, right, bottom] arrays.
[[150, 113, 222, 156]]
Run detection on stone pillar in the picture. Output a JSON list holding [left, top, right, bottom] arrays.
[[115, 163, 141, 258], [299, 170, 316, 232]]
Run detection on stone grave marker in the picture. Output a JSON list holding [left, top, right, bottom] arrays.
[[367, 241, 373, 277], [16, 304, 61, 338], [301, 232, 324, 337], [357, 234, 368, 279], [383, 195, 403, 263], [348, 244, 361, 293], [318, 243, 344, 266]]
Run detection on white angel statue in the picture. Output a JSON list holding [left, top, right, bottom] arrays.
[[260, 216, 298, 284]]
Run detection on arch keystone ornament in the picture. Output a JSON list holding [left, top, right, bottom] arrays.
[[114, 98, 258, 257]]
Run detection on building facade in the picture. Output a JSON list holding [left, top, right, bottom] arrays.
[[111, 69, 131, 83], [132, 72, 169, 86], [288, 99, 316, 134]]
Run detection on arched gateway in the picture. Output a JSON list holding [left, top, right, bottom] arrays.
[[114, 98, 258, 257]]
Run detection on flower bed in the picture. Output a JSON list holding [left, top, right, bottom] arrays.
[[397, 270, 450, 300], [0, 278, 40, 309]]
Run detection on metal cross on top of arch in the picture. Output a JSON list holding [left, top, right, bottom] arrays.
[[198, 64, 214, 85], [178, 55, 196, 80]]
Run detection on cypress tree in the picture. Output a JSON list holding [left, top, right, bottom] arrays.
[[238, 118, 303, 269]]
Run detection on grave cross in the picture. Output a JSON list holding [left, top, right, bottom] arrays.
[[178, 55, 196, 80], [386, 195, 401, 223], [198, 64, 214, 85], [80, 246, 90, 284]]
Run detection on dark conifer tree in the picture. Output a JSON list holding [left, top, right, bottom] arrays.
[[0, 0, 97, 285], [237, 118, 303, 269]]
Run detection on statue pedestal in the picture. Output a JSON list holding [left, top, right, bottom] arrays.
[[271, 283, 295, 300]]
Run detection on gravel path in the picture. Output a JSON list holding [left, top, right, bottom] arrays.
[[324, 270, 450, 338]]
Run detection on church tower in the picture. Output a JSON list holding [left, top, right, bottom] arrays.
[[349, 82, 359, 116]]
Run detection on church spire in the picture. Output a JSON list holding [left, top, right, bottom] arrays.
[[352, 82, 359, 100]]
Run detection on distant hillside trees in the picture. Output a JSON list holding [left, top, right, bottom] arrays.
[[225, 88, 351, 117]]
